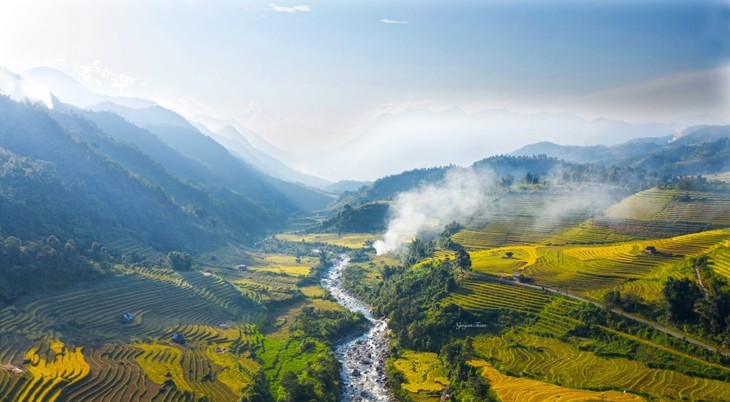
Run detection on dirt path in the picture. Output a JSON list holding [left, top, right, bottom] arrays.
[[693, 260, 709, 297]]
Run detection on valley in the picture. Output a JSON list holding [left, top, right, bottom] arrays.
[[1, 60, 730, 402]]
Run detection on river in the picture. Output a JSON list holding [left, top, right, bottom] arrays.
[[321, 256, 391, 402]]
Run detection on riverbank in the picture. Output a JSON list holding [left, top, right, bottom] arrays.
[[321, 256, 391, 402]]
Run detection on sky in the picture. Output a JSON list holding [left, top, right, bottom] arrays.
[[0, 0, 728, 179]]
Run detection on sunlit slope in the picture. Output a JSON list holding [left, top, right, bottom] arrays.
[[0, 267, 266, 402], [470, 360, 644, 402], [529, 229, 730, 299], [597, 188, 730, 237], [454, 188, 730, 249], [445, 277, 730, 401], [452, 188, 621, 249], [465, 229, 730, 300], [474, 333, 730, 401]]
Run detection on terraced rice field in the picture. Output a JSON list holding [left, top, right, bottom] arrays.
[[597, 188, 730, 237], [234, 271, 302, 305], [248, 254, 317, 277], [58, 344, 160, 401], [709, 243, 730, 279], [0, 272, 264, 343], [198, 244, 263, 269], [469, 246, 538, 276], [104, 237, 164, 261], [473, 333, 730, 401], [452, 189, 621, 249], [277, 233, 377, 248], [393, 350, 448, 400], [519, 229, 730, 299], [469, 359, 644, 401], [17, 340, 90, 402], [447, 277, 582, 337], [549, 222, 638, 245]]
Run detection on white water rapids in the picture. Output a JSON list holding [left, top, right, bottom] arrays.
[[321, 256, 391, 402]]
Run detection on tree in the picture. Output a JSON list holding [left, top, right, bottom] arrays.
[[168, 251, 193, 271], [455, 249, 472, 274], [698, 291, 730, 335], [499, 175, 514, 187], [524, 172, 541, 185], [663, 277, 702, 323]]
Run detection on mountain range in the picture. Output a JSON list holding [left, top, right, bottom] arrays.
[[0, 69, 332, 257]]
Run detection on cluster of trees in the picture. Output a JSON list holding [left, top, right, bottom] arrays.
[[0, 234, 114, 306], [168, 251, 193, 271], [663, 257, 730, 345], [369, 260, 462, 351], [602, 290, 646, 313], [438, 221, 464, 251], [317, 203, 388, 234], [343, 234, 497, 400], [278, 354, 339, 402], [289, 308, 367, 342], [440, 338, 497, 401], [661, 175, 730, 192], [276, 296, 368, 401], [403, 238, 435, 266]]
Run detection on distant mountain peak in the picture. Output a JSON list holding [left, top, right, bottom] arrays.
[[22, 66, 154, 109], [0, 67, 53, 108]]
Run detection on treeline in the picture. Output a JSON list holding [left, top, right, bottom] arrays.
[[665, 256, 730, 346], [315, 202, 388, 234], [0, 234, 115, 306], [604, 255, 730, 348]]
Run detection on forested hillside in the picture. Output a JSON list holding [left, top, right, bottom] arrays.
[[0, 96, 326, 255]]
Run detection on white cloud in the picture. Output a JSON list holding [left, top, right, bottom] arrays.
[[269, 3, 310, 13], [380, 18, 408, 25], [76, 60, 145, 96]]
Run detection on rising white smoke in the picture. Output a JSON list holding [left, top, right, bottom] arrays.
[[374, 167, 494, 255]]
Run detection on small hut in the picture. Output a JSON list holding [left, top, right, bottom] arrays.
[[172, 333, 186, 344], [645, 246, 657, 255], [513, 272, 525, 283], [121, 312, 134, 324], [237, 264, 247, 271]]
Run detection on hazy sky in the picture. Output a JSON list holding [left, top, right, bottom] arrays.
[[1, 0, 728, 156]]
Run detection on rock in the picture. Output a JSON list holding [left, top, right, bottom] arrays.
[[351, 369, 361, 377]]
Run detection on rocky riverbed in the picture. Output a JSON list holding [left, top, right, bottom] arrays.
[[321, 256, 391, 402]]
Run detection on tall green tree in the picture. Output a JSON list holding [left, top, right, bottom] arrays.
[[663, 277, 702, 323], [455, 248, 472, 274], [168, 251, 193, 271]]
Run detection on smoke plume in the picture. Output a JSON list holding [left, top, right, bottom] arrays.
[[374, 167, 494, 255]]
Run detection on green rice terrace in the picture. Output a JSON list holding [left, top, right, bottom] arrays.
[[2, 182, 730, 401], [338, 185, 730, 401]]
